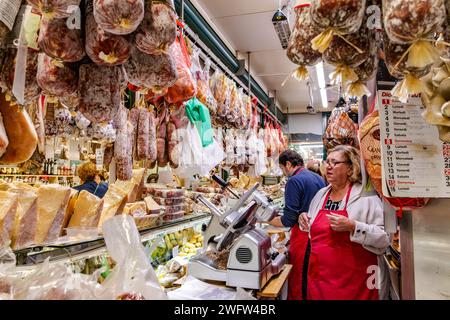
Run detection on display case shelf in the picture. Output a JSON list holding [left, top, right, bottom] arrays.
[[14, 213, 211, 274], [0, 174, 74, 178]]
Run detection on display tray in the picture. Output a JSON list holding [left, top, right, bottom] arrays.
[[13, 212, 211, 267]]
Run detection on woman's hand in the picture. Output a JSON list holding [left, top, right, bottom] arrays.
[[298, 212, 310, 232], [326, 213, 356, 233]]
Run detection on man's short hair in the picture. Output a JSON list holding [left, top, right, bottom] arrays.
[[279, 149, 304, 167]]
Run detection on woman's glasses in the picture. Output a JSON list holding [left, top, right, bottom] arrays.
[[325, 159, 349, 168]]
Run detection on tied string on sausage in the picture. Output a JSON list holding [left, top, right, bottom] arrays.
[[311, 28, 364, 54], [329, 64, 359, 87], [281, 65, 310, 87], [346, 81, 372, 98]]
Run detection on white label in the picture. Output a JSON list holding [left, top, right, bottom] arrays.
[[96, 148, 104, 170], [172, 245, 179, 257], [0, 0, 22, 30], [378, 90, 450, 198]]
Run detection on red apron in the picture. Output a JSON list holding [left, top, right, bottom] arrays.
[[307, 186, 379, 300], [287, 168, 309, 300]]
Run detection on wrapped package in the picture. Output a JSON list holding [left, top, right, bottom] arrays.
[[1, 48, 40, 104], [78, 64, 122, 123], [27, 0, 81, 19], [38, 17, 85, 62], [383, 0, 445, 69], [323, 107, 357, 150], [211, 71, 232, 123], [224, 128, 236, 167], [85, 11, 131, 66], [93, 0, 144, 35], [226, 83, 239, 125], [68, 190, 104, 228], [0, 191, 18, 247], [54, 105, 72, 128], [92, 123, 116, 143], [75, 111, 90, 130], [286, 3, 322, 81], [193, 55, 217, 117], [166, 38, 197, 104], [36, 53, 77, 97], [167, 104, 189, 168], [135, 0, 177, 55], [137, 107, 150, 160], [347, 53, 378, 98], [310, 0, 366, 53], [124, 46, 178, 90]]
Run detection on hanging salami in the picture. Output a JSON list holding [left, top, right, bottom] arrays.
[[85, 12, 131, 66], [78, 64, 122, 123], [148, 108, 157, 162], [286, 4, 322, 81], [36, 53, 77, 97], [115, 121, 133, 180], [123, 46, 178, 91], [93, 0, 144, 35], [135, 0, 177, 55], [27, 0, 81, 19], [156, 104, 168, 167], [38, 17, 85, 62], [136, 107, 150, 160], [310, 0, 366, 53]]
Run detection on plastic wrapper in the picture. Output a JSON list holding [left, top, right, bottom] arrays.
[[54, 105, 71, 127], [152, 196, 183, 206], [124, 46, 178, 90], [150, 188, 185, 198], [78, 64, 122, 123], [210, 70, 232, 123], [310, 0, 366, 53], [167, 104, 189, 169], [286, 4, 322, 81], [323, 107, 357, 150], [1, 48, 40, 104], [99, 215, 167, 299], [193, 55, 217, 116], [162, 211, 184, 222], [160, 204, 185, 214], [227, 84, 241, 127], [383, 0, 445, 69], [166, 38, 197, 104], [136, 107, 150, 160], [347, 50, 379, 98], [38, 17, 85, 62], [92, 123, 116, 143], [36, 53, 77, 97], [224, 128, 236, 167], [85, 11, 131, 66], [75, 111, 90, 129], [27, 0, 81, 19], [93, 0, 144, 35], [135, 0, 177, 55]]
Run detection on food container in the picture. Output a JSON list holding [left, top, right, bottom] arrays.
[[134, 213, 162, 229], [161, 204, 185, 214], [150, 188, 185, 198], [153, 197, 184, 206], [162, 211, 185, 222]]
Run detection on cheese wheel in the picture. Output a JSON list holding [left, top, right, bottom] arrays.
[[0, 93, 38, 164]]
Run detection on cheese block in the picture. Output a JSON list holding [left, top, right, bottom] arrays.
[[68, 190, 104, 228], [36, 185, 72, 244], [62, 189, 79, 232], [0, 191, 18, 247], [0, 113, 9, 158], [10, 190, 38, 249], [98, 184, 128, 229], [114, 168, 146, 203], [144, 196, 161, 214], [0, 93, 38, 164], [123, 201, 147, 217], [11, 181, 36, 191], [114, 180, 136, 201], [0, 180, 11, 191]]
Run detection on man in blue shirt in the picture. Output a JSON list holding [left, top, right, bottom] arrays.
[[268, 149, 325, 300]]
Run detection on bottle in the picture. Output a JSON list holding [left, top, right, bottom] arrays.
[[53, 161, 58, 176]]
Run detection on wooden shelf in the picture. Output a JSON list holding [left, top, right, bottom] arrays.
[[0, 174, 74, 178]]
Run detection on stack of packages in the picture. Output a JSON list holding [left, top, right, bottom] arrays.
[[147, 188, 186, 222], [185, 186, 225, 214]]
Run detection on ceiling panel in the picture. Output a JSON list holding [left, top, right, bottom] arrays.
[[250, 50, 297, 76], [195, 0, 279, 19]]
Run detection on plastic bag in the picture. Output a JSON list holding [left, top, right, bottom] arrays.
[[173, 122, 203, 178], [255, 128, 267, 176], [0, 246, 16, 300], [198, 138, 225, 177], [36, 53, 77, 98], [224, 128, 236, 167], [85, 11, 131, 66], [38, 17, 85, 62], [323, 107, 357, 150], [100, 215, 168, 300], [166, 36, 197, 104], [210, 70, 231, 123], [27, 0, 81, 19], [135, 0, 177, 55], [93, 0, 144, 35]]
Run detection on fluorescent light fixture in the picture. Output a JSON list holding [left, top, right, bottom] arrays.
[[315, 62, 328, 109]]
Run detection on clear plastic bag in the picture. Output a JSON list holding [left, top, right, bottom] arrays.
[[100, 215, 167, 299], [93, 0, 144, 35], [172, 122, 203, 177], [195, 57, 217, 116]]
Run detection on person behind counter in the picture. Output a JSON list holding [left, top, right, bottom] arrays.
[[299, 145, 390, 300], [268, 149, 325, 300], [73, 162, 108, 198]]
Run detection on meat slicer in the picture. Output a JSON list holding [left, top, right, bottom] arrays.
[[187, 176, 286, 290]]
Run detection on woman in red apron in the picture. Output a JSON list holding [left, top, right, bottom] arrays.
[[300, 145, 389, 300]]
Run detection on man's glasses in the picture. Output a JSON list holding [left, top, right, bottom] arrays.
[[325, 159, 349, 168]]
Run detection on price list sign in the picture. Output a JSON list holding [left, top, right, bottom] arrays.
[[378, 90, 450, 198]]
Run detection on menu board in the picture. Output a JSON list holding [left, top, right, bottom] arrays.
[[378, 90, 450, 198]]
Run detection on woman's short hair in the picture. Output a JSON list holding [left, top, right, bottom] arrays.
[[328, 145, 362, 184], [77, 162, 97, 182]]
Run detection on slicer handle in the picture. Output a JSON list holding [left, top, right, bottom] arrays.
[[212, 174, 228, 188]]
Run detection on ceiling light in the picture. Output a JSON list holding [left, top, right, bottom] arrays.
[[315, 62, 328, 109]]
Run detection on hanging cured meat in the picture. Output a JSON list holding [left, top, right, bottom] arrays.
[[85, 12, 131, 66], [38, 17, 85, 62], [27, 0, 81, 19], [136, 107, 150, 160], [156, 105, 168, 167], [148, 108, 157, 162], [0, 93, 38, 164], [123, 46, 178, 90], [0, 113, 9, 158], [36, 53, 77, 97], [78, 64, 122, 123], [135, 0, 177, 55], [93, 0, 145, 35]]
